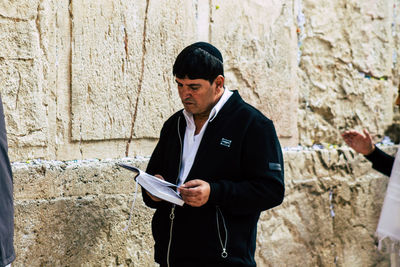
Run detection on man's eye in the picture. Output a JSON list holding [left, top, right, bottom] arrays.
[[190, 87, 200, 90]]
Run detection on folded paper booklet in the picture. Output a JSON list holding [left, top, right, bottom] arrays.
[[118, 163, 184, 206]]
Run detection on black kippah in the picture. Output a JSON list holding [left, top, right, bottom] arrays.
[[190, 42, 223, 63]]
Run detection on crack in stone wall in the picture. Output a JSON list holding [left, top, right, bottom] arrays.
[[125, 0, 150, 157]]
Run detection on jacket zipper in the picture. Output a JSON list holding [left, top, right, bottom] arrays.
[[216, 205, 228, 258], [167, 116, 184, 267]]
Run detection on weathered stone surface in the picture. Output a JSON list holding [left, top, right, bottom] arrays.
[[131, 0, 196, 139], [70, 0, 146, 141], [0, 0, 39, 20], [210, 0, 299, 147], [13, 158, 154, 266], [11, 148, 394, 266], [0, 6, 49, 156], [14, 196, 154, 266], [256, 147, 393, 267], [13, 158, 149, 200], [0, 60, 48, 149], [298, 0, 395, 146], [0, 20, 38, 59], [71, 0, 195, 141], [0, 0, 397, 161]]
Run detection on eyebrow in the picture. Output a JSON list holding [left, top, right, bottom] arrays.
[[175, 79, 202, 87]]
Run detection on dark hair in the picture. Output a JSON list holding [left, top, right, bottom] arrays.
[[173, 42, 224, 84]]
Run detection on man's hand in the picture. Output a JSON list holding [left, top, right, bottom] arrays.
[[146, 174, 164, 202], [341, 129, 375, 155], [178, 179, 210, 207]]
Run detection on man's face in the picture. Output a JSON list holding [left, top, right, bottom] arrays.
[[176, 76, 224, 117]]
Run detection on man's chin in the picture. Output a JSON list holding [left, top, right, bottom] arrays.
[[184, 108, 195, 114], [183, 105, 196, 113]]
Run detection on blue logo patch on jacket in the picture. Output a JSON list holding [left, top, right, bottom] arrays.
[[220, 138, 232, 147]]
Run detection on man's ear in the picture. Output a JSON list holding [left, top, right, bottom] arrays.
[[215, 75, 224, 89]]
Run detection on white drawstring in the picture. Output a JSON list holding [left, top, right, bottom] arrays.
[[123, 178, 139, 231]]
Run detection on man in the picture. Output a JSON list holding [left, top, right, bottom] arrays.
[[0, 96, 15, 267], [142, 42, 285, 267], [342, 89, 400, 266]]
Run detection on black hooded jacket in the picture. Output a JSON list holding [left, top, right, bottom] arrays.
[[142, 90, 284, 266]]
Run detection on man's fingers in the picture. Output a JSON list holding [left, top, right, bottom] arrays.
[[179, 187, 200, 197], [182, 179, 202, 188], [179, 179, 210, 207]]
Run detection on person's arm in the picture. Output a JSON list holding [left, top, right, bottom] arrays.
[[342, 129, 394, 177], [208, 119, 285, 215], [365, 146, 395, 177]]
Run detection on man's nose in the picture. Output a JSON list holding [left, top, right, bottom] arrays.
[[180, 86, 191, 97]]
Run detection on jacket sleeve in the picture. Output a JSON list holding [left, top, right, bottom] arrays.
[[365, 146, 395, 177], [208, 119, 284, 215]]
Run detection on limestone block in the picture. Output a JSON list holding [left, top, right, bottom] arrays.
[[71, 0, 195, 141], [209, 0, 298, 147], [0, 20, 38, 59], [298, 0, 394, 146], [14, 195, 155, 266], [71, 0, 146, 141], [13, 162, 61, 200], [58, 159, 148, 197], [13, 157, 154, 266], [257, 189, 335, 266], [0, 0, 39, 20], [0, 60, 48, 148], [285, 150, 322, 181], [132, 0, 196, 139], [13, 158, 149, 200], [0, 1, 50, 161]]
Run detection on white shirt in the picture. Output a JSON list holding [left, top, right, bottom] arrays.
[[178, 88, 233, 186]]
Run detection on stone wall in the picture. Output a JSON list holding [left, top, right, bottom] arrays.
[[12, 148, 393, 266], [1, 0, 397, 161], [0, 0, 300, 162], [1, 0, 398, 154], [298, 0, 398, 146], [1, 0, 399, 266]]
